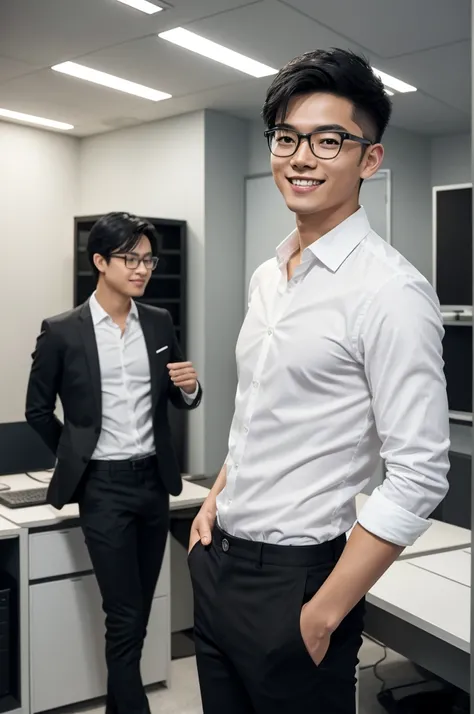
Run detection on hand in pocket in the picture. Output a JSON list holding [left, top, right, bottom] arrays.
[[299, 603, 331, 666]]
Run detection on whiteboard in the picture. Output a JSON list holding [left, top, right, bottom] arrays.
[[244, 170, 391, 296]]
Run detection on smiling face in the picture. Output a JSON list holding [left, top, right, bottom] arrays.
[[270, 92, 384, 223], [93, 234, 154, 298]]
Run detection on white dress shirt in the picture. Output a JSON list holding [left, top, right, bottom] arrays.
[[216, 208, 450, 548], [90, 293, 196, 460]]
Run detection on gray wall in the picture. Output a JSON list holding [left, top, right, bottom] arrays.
[[203, 110, 248, 473], [431, 133, 471, 187], [248, 121, 433, 279]]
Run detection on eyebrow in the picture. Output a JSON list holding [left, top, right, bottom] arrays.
[[126, 250, 153, 257], [276, 122, 349, 133]]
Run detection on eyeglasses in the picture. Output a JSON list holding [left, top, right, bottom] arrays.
[[111, 254, 159, 271], [264, 127, 372, 160]]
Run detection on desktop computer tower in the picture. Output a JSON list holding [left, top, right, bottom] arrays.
[[0, 578, 11, 697]]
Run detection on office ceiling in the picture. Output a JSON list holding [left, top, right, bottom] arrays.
[[0, 0, 470, 137]]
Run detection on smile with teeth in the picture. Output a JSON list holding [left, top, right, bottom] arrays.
[[289, 178, 324, 186]]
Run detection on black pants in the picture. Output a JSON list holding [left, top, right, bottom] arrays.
[[78, 456, 169, 714], [189, 526, 364, 714]]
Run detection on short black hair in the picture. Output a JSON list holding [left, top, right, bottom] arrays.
[[87, 212, 159, 278], [262, 48, 392, 143]]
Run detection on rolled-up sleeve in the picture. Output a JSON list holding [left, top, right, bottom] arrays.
[[356, 274, 450, 547]]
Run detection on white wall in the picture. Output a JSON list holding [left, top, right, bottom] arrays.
[[0, 121, 79, 423], [247, 121, 433, 279], [79, 111, 206, 473], [431, 133, 471, 187]]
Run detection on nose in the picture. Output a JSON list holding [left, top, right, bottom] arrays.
[[136, 261, 148, 276], [291, 137, 317, 170]]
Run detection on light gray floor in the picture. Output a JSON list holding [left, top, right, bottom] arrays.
[[61, 638, 421, 714]]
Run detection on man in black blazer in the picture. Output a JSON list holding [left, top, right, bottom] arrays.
[[26, 212, 202, 714]]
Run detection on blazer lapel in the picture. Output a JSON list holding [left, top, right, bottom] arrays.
[[79, 301, 102, 416], [137, 303, 160, 412]]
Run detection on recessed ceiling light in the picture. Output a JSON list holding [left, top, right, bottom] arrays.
[[115, 0, 162, 14], [51, 61, 171, 101], [373, 68, 417, 94], [0, 108, 74, 131], [158, 27, 277, 78]]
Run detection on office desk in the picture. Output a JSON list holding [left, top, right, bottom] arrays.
[[0, 517, 28, 714], [365, 552, 470, 692], [409, 548, 471, 587], [355, 493, 471, 559], [0, 473, 209, 527], [0, 475, 210, 714]]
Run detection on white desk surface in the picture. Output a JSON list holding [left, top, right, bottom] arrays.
[[356, 493, 471, 559], [367, 559, 470, 653], [0, 514, 21, 539], [408, 548, 471, 587], [0, 473, 210, 529]]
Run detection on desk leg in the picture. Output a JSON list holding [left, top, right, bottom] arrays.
[[19, 528, 30, 714], [355, 663, 359, 714]]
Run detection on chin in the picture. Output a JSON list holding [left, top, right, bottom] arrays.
[[127, 285, 147, 297]]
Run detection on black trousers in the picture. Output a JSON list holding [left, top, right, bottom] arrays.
[[78, 455, 169, 714], [189, 526, 364, 714]]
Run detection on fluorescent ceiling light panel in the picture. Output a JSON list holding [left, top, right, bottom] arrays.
[[0, 108, 73, 130], [51, 61, 171, 101], [384, 88, 394, 96], [115, 0, 163, 14], [159, 27, 277, 78], [373, 68, 417, 93]]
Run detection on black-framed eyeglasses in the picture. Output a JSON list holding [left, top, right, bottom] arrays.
[[111, 254, 159, 271], [264, 127, 372, 160]]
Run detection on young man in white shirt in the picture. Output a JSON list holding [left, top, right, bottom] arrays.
[[188, 49, 450, 714]]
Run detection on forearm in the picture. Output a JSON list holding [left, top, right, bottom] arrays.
[[206, 462, 227, 506], [26, 412, 62, 455], [307, 523, 403, 633]]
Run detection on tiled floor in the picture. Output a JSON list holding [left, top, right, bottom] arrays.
[[61, 638, 423, 714]]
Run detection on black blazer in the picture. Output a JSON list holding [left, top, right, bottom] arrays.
[[25, 300, 202, 509]]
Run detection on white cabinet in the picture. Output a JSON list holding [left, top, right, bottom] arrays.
[[29, 529, 170, 595], [29, 529, 170, 713]]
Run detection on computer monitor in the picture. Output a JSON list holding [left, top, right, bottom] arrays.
[[433, 184, 472, 310], [442, 324, 472, 423]]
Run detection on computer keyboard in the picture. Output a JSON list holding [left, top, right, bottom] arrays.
[[0, 488, 48, 509]]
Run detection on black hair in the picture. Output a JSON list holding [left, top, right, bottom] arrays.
[[262, 48, 392, 143], [87, 212, 159, 278]]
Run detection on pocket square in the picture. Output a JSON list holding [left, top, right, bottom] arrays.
[[156, 345, 168, 354]]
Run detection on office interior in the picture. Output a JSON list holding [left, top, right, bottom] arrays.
[[0, 0, 472, 713]]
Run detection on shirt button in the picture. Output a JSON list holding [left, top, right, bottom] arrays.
[[267, 328, 273, 336], [234, 464, 239, 470], [244, 426, 249, 434], [252, 380, 259, 389]]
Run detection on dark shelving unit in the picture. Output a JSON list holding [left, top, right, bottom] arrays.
[[73, 215, 189, 470]]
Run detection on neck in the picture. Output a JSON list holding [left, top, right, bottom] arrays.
[[94, 281, 132, 321], [296, 198, 360, 253]]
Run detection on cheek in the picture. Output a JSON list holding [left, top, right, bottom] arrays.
[[106, 266, 127, 283], [271, 158, 287, 192]]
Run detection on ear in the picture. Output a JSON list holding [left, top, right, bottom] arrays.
[[93, 253, 107, 275], [360, 143, 384, 180]]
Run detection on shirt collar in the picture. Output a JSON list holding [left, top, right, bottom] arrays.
[[89, 291, 138, 326], [276, 207, 371, 273]]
